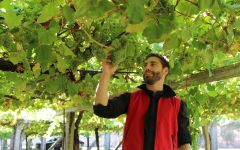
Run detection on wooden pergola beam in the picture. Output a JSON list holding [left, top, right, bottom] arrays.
[[169, 62, 240, 89], [55, 106, 90, 116]]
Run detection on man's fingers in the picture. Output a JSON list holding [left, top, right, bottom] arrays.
[[103, 60, 112, 66], [106, 52, 112, 60]]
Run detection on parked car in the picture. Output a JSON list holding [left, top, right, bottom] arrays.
[[36, 137, 84, 150]]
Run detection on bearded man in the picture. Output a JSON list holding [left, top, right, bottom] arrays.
[[93, 53, 192, 150]]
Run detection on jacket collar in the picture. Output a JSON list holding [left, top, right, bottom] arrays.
[[137, 84, 176, 98]]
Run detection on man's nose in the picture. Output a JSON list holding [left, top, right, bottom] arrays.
[[144, 67, 151, 73], [144, 64, 150, 70]]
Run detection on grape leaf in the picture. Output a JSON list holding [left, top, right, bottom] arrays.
[[56, 54, 68, 73], [37, 26, 57, 45], [233, 18, 240, 29], [198, 0, 214, 10], [127, 0, 145, 24], [74, 0, 113, 18], [35, 45, 52, 71], [37, 2, 59, 23], [3, 11, 23, 29], [143, 15, 174, 43], [126, 18, 150, 33], [63, 5, 75, 23], [8, 51, 26, 65], [176, 1, 200, 16], [0, 0, 14, 11], [163, 36, 181, 50], [32, 63, 41, 77]]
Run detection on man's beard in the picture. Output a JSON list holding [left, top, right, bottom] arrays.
[[143, 71, 162, 85]]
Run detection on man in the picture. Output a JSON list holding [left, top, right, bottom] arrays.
[[93, 53, 191, 150]]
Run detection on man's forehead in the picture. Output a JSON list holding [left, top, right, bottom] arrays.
[[145, 57, 161, 63]]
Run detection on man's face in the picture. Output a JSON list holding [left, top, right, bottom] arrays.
[[143, 57, 167, 85]]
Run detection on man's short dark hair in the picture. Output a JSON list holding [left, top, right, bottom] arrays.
[[145, 53, 170, 69]]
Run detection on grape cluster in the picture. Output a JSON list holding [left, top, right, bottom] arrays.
[[109, 35, 143, 67], [0, 33, 16, 51], [92, 19, 125, 44], [13, 28, 38, 50]]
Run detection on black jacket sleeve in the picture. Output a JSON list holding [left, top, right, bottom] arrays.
[[93, 92, 130, 118], [178, 101, 192, 146]]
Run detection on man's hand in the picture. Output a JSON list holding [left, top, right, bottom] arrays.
[[94, 57, 118, 106], [102, 58, 118, 76], [179, 144, 191, 150], [102, 52, 117, 76]]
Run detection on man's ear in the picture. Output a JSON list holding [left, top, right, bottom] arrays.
[[163, 67, 169, 77]]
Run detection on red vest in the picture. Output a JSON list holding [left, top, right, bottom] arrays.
[[122, 90, 181, 150]]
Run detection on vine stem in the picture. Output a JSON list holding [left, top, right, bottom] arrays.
[[174, 0, 181, 10], [206, 12, 228, 35], [175, 10, 195, 19], [82, 29, 112, 49], [76, 19, 112, 49]]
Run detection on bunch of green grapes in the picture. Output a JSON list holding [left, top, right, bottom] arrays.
[[90, 43, 108, 61], [0, 33, 16, 51], [63, 37, 78, 49], [76, 48, 94, 63], [110, 36, 127, 66], [72, 30, 87, 44], [109, 35, 140, 67], [13, 27, 38, 50], [92, 19, 125, 44], [151, 0, 174, 16]]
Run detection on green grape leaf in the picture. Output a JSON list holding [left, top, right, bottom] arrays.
[[180, 28, 192, 41], [208, 91, 218, 97], [192, 40, 206, 49], [46, 75, 68, 94], [143, 15, 174, 43], [163, 36, 181, 50], [3, 11, 23, 29], [59, 44, 75, 57], [6, 72, 27, 98], [45, 80, 59, 94], [63, 5, 75, 23], [126, 18, 150, 33], [0, 0, 14, 11], [37, 2, 59, 23], [207, 84, 215, 91], [37, 26, 57, 45], [126, 43, 136, 57], [198, 0, 214, 10], [176, 1, 200, 16], [32, 63, 41, 77], [233, 18, 240, 29], [8, 51, 26, 65], [211, 0, 222, 16], [67, 82, 79, 97], [143, 21, 164, 43], [127, 0, 145, 24], [49, 20, 60, 33], [74, 0, 113, 18], [228, 28, 234, 45], [35, 45, 52, 71], [56, 55, 68, 73]]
